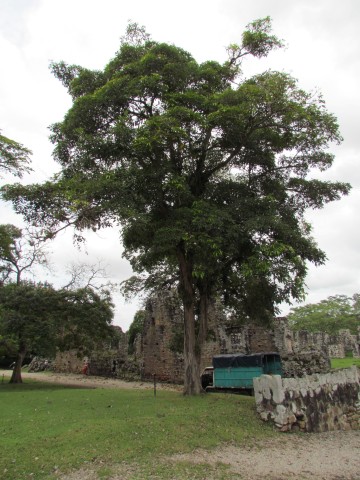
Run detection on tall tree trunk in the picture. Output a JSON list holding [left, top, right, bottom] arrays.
[[9, 342, 26, 384], [198, 289, 208, 347], [183, 301, 202, 395], [196, 290, 208, 368], [177, 243, 202, 395]]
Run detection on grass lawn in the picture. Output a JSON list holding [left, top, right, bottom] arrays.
[[331, 357, 360, 369], [0, 377, 276, 479]]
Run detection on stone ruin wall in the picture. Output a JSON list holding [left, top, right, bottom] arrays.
[[51, 292, 359, 382], [53, 326, 128, 376], [254, 366, 360, 432], [135, 293, 360, 384], [133, 293, 185, 383], [53, 350, 86, 373]]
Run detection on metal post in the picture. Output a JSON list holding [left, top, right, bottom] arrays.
[[153, 373, 156, 398]]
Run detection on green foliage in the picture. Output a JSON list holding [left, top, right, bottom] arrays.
[[0, 130, 32, 178], [288, 294, 360, 334], [227, 17, 284, 66], [0, 282, 114, 369], [0, 382, 275, 479], [1, 19, 351, 392], [0, 224, 21, 262], [55, 287, 114, 353], [0, 282, 60, 358], [127, 309, 146, 353]]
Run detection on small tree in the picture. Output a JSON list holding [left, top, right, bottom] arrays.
[[0, 281, 114, 383], [0, 282, 60, 383]]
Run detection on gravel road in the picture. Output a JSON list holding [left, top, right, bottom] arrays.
[[171, 430, 360, 479]]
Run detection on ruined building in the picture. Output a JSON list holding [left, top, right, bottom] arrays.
[[52, 291, 359, 382], [133, 291, 360, 383], [54, 325, 130, 377]]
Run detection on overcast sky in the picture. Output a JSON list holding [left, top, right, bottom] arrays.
[[1, 0, 359, 330]]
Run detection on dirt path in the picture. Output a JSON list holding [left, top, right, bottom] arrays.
[[2, 370, 359, 479], [171, 430, 360, 480], [0, 369, 181, 391]]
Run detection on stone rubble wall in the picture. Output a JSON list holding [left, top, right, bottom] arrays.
[[53, 325, 127, 375], [280, 351, 331, 378], [136, 292, 185, 383], [254, 367, 360, 433], [137, 294, 338, 383], [51, 293, 359, 383], [54, 350, 86, 373], [28, 357, 54, 372], [273, 319, 360, 359]]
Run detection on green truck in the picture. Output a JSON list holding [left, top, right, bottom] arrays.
[[201, 352, 282, 394]]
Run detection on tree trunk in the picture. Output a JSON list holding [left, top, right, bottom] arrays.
[[183, 301, 202, 395], [9, 343, 26, 384], [195, 290, 208, 368], [177, 243, 203, 395], [198, 290, 208, 348]]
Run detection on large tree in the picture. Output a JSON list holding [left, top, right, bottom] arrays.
[[2, 20, 350, 394], [0, 281, 114, 383]]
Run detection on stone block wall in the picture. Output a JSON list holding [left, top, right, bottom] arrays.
[[281, 351, 331, 378], [137, 293, 334, 383], [274, 318, 360, 359], [53, 325, 127, 375], [254, 367, 360, 432], [136, 292, 230, 383], [52, 293, 359, 384], [136, 292, 185, 383], [53, 350, 87, 373]]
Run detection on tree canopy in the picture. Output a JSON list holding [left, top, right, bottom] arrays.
[[1, 19, 351, 393], [287, 294, 360, 335], [0, 281, 114, 383], [0, 131, 32, 178]]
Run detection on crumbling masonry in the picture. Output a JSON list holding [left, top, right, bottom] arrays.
[[53, 291, 359, 381], [133, 291, 360, 383]]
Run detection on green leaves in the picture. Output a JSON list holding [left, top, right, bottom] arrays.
[[226, 16, 284, 72], [288, 294, 360, 335], [1, 19, 351, 328], [0, 131, 32, 178], [242, 17, 284, 58], [0, 281, 114, 366]]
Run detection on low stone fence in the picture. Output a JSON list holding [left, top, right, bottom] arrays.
[[254, 367, 360, 433]]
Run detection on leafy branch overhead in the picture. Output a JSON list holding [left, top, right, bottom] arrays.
[[1, 18, 351, 394], [0, 131, 32, 178]]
